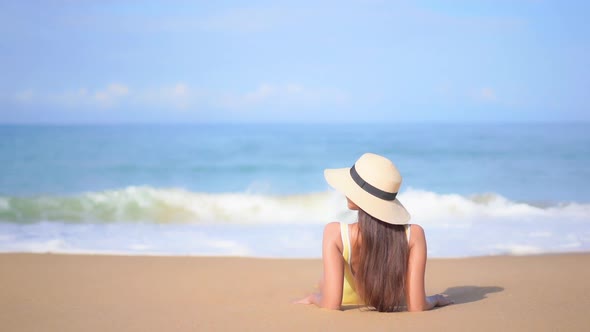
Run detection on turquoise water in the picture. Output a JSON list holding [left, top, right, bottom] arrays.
[[1, 123, 589, 257]]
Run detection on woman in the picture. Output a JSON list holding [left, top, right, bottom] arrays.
[[295, 153, 452, 312]]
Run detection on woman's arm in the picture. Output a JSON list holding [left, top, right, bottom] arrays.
[[294, 222, 344, 309], [406, 225, 452, 311]]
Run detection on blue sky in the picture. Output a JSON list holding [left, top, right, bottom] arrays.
[[0, 0, 588, 123]]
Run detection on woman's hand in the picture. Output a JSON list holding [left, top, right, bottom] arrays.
[[426, 294, 453, 309], [293, 293, 320, 305]]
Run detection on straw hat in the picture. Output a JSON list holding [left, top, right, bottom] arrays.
[[324, 153, 411, 225]]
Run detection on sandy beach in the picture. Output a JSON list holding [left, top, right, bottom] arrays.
[[1, 253, 589, 331]]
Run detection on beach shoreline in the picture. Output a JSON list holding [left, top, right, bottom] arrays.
[[1, 252, 589, 331]]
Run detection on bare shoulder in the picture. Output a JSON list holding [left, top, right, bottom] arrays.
[[323, 222, 343, 249], [409, 224, 426, 248]]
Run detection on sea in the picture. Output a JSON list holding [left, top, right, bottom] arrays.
[[1, 123, 589, 258]]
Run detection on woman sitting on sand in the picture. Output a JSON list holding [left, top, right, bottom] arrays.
[[295, 153, 452, 312]]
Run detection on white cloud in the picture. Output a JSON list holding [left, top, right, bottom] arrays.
[[215, 83, 348, 110], [12, 83, 130, 109], [172, 83, 188, 97], [243, 84, 275, 104], [138, 83, 196, 110], [46, 88, 92, 107], [474, 87, 497, 102], [285, 83, 304, 94], [10, 82, 347, 114], [14, 89, 35, 103], [93, 83, 129, 106]]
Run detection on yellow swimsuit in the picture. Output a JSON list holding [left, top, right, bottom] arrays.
[[339, 222, 411, 305]]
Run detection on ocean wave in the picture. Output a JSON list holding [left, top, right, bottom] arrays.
[[0, 186, 588, 225], [0, 187, 346, 224]]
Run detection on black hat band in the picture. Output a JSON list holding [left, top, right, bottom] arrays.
[[350, 165, 397, 201]]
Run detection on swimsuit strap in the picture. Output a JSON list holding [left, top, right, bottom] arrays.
[[340, 222, 352, 265]]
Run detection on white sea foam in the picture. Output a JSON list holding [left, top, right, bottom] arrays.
[[528, 231, 552, 238], [559, 242, 582, 249], [21, 239, 70, 253], [1, 187, 589, 257], [490, 244, 545, 255], [0, 198, 8, 210], [403, 188, 548, 223], [1, 186, 589, 226]]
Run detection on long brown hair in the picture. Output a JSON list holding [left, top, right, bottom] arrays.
[[354, 209, 409, 312]]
